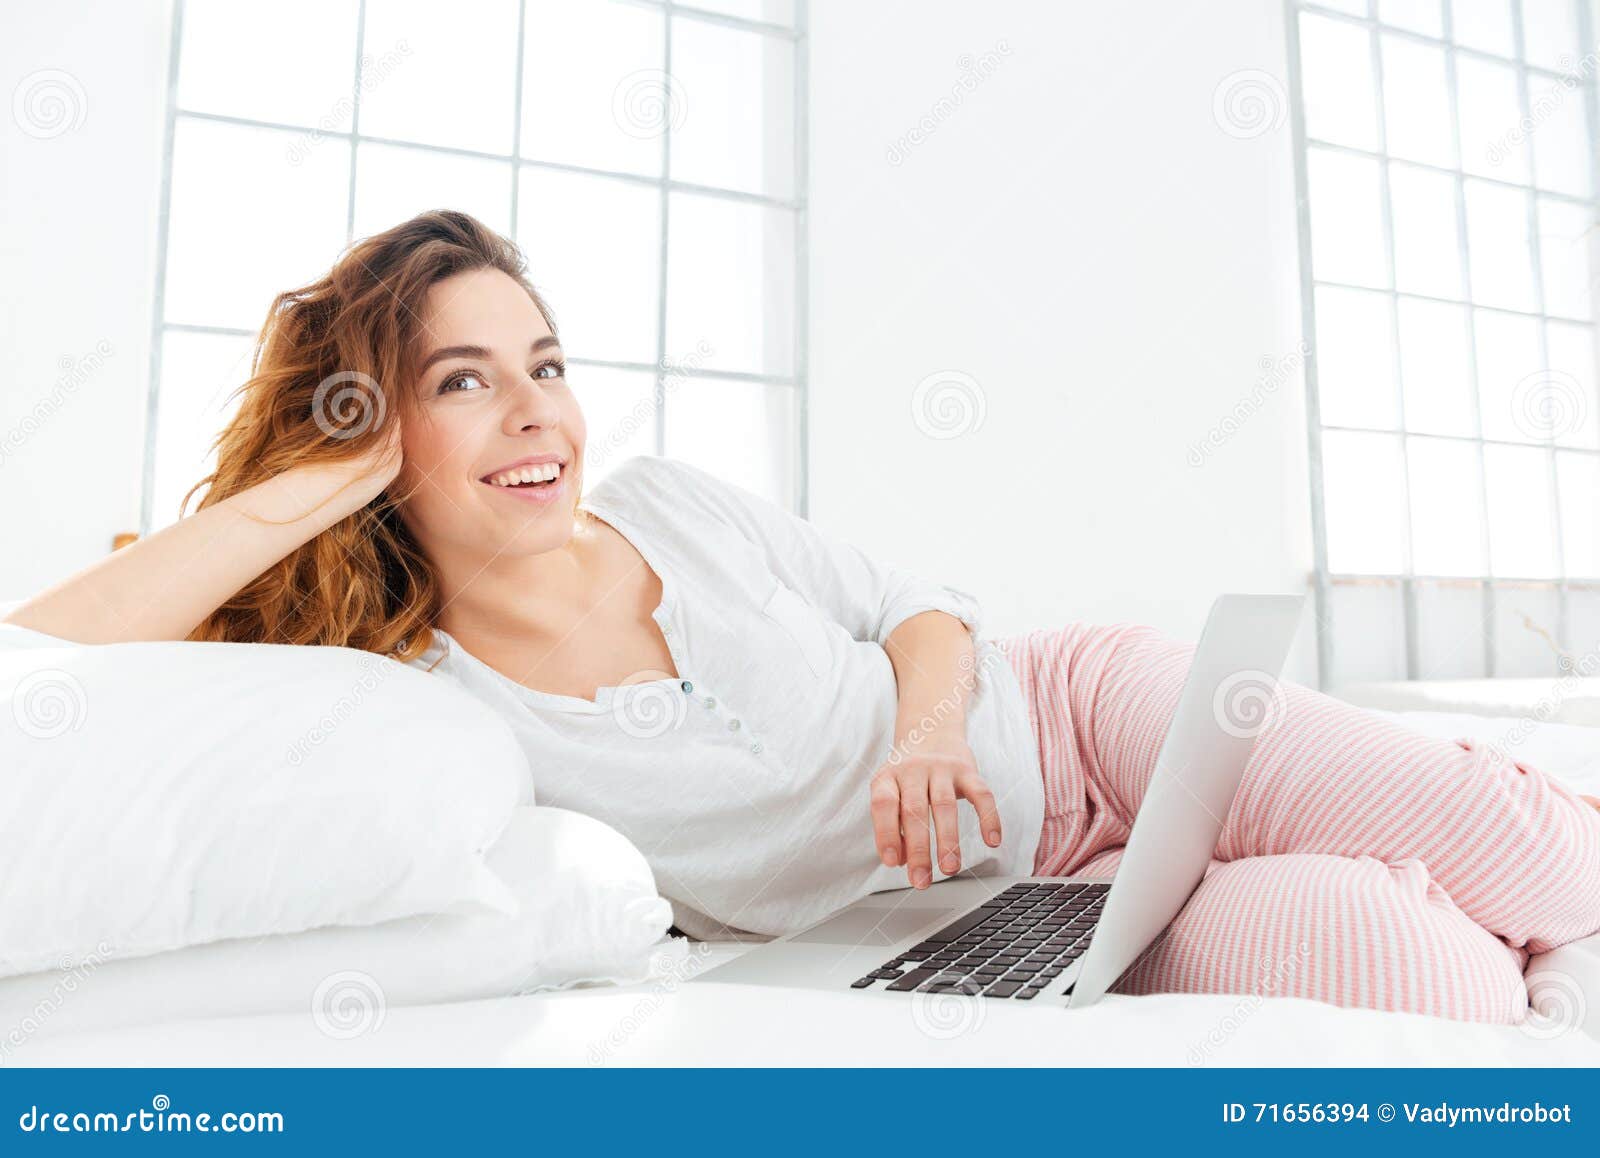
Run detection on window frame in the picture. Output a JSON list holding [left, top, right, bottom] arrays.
[[140, 0, 811, 532], [1286, 0, 1600, 686]]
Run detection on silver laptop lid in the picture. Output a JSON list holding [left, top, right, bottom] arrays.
[[1065, 594, 1304, 1009]]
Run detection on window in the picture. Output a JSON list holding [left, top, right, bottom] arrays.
[[142, 0, 808, 532], [1287, 0, 1600, 685]]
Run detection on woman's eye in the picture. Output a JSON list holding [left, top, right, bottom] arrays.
[[438, 371, 489, 394], [532, 361, 566, 381]]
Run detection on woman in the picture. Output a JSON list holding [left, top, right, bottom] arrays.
[[8, 211, 1599, 1023]]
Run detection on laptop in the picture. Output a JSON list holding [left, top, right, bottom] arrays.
[[699, 593, 1304, 1008]]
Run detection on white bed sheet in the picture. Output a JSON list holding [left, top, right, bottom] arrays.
[[12, 943, 1600, 1067], [8, 707, 1600, 1067]]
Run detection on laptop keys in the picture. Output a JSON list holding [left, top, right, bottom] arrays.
[[853, 881, 1108, 998]]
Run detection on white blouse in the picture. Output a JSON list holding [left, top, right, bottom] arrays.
[[411, 455, 1044, 940]]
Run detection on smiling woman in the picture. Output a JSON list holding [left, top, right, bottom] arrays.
[[7, 210, 1599, 1021]]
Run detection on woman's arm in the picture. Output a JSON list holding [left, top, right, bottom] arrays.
[[1, 429, 401, 644], [870, 610, 1003, 889]]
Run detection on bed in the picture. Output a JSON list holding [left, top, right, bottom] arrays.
[[6, 705, 1600, 1068]]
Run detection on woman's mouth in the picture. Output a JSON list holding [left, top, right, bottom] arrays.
[[479, 459, 568, 504]]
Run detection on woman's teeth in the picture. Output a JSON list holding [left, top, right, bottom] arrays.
[[487, 463, 562, 487]]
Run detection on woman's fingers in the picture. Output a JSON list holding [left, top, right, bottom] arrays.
[[898, 769, 934, 888], [929, 772, 962, 876], [957, 770, 1003, 847], [869, 772, 903, 867]]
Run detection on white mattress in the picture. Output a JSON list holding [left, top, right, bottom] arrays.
[[8, 708, 1600, 1067]]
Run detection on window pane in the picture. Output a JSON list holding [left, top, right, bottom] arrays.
[[1474, 308, 1543, 440], [574, 365, 657, 485], [1464, 179, 1536, 310], [1381, 36, 1453, 168], [679, 0, 796, 26], [1492, 583, 1562, 675], [352, 142, 512, 239], [1322, 430, 1409, 573], [1544, 321, 1599, 448], [1522, 0, 1580, 72], [1451, 0, 1515, 53], [359, 0, 518, 155], [663, 380, 799, 508], [1567, 587, 1600, 659], [1408, 435, 1486, 573], [149, 331, 256, 529], [670, 16, 795, 198], [1326, 581, 1409, 686], [517, 169, 661, 365], [1415, 580, 1488, 678], [1484, 442, 1558, 576], [1390, 163, 1462, 297], [1380, 0, 1443, 36], [1398, 297, 1476, 435], [178, 0, 361, 130], [1527, 74, 1592, 196], [1538, 196, 1595, 320], [1308, 148, 1388, 288], [1558, 451, 1600, 576], [1300, 13, 1379, 150], [1315, 286, 1399, 429], [521, 0, 666, 178], [666, 193, 795, 376], [1456, 55, 1528, 181], [164, 119, 350, 329]]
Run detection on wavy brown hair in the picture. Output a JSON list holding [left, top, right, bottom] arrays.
[[184, 210, 556, 663]]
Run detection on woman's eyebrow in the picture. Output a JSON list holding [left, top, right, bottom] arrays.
[[417, 335, 561, 375]]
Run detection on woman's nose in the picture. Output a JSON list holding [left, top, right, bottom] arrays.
[[504, 378, 560, 433]]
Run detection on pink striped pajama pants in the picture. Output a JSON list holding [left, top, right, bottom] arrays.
[[997, 623, 1600, 1023]]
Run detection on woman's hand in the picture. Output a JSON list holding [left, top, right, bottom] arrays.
[[870, 730, 1003, 890], [241, 420, 404, 529]]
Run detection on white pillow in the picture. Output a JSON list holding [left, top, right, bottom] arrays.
[[0, 807, 677, 1051], [0, 627, 527, 978]]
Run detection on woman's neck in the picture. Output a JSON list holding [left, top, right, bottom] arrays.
[[432, 516, 600, 646]]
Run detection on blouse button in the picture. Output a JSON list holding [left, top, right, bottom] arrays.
[[727, 719, 741, 732], [680, 680, 694, 694], [750, 741, 763, 755], [703, 697, 717, 710]]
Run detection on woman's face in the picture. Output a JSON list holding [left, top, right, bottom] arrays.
[[395, 267, 586, 563]]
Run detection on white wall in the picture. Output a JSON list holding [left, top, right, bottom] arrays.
[[805, 0, 1319, 678], [0, 0, 169, 600]]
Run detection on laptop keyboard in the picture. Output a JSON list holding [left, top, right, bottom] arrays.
[[850, 881, 1109, 1000]]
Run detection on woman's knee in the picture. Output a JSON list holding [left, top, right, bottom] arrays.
[[1114, 854, 1529, 1024]]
